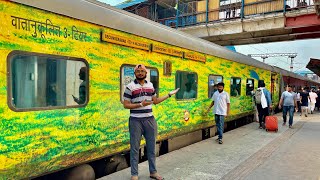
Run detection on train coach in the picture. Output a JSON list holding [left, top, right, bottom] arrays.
[[0, 0, 319, 179]]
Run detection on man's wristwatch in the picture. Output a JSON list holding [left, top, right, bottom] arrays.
[[168, 94, 171, 98]]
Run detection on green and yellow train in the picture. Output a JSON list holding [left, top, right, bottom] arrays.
[[0, 0, 319, 179]]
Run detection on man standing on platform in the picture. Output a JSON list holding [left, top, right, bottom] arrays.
[[206, 82, 230, 144], [278, 85, 298, 128], [123, 64, 179, 180], [255, 81, 272, 129]]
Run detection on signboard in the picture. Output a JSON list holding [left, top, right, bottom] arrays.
[[184, 52, 206, 62], [101, 32, 150, 51], [153, 45, 183, 57]]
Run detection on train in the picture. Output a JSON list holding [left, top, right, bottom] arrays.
[[0, 0, 319, 179]]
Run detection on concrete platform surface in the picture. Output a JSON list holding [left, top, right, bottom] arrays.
[[99, 111, 320, 180]]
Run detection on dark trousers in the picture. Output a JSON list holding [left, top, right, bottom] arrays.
[[257, 104, 269, 127], [129, 116, 157, 176], [296, 101, 301, 112]]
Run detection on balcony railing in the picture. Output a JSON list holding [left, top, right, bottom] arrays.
[[156, 0, 315, 28]]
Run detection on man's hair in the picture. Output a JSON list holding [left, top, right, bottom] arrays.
[[217, 82, 224, 87], [258, 80, 265, 88], [287, 84, 292, 88], [80, 67, 87, 73]]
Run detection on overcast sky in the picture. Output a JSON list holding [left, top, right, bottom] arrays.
[[98, 0, 126, 6], [234, 39, 320, 73]]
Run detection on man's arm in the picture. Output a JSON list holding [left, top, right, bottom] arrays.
[[278, 97, 283, 108], [206, 101, 215, 114], [123, 100, 152, 109], [226, 103, 230, 117], [266, 90, 272, 108], [152, 88, 180, 105], [152, 94, 170, 105]]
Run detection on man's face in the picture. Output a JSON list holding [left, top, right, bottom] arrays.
[[79, 70, 85, 80], [287, 87, 292, 92], [135, 68, 147, 80], [217, 85, 224, 92]]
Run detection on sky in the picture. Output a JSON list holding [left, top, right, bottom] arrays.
[[98, 0, 126, 6], [234, 39, 320, 73]]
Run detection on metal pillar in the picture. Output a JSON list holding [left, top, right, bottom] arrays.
[[176, 0, 179, 29], [206, 0, 209, 24]]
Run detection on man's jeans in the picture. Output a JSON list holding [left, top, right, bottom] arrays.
[[129, 116, 157, 176], [215, 114, 225, 139], [282, 105, 294, 126]]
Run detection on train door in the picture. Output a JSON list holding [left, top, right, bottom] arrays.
[[271, 73, 277, 99]]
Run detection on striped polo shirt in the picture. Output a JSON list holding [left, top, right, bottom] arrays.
[[123, 79, 156, 119]]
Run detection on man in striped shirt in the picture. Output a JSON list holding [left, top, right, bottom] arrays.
[[123, 64, 179, 180]]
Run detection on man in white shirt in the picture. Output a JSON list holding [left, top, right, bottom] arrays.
[[206, 82, 230, 144], [309, 89, 318, 114]]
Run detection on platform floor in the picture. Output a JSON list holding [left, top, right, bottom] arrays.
[[100, 111, 320, 180]]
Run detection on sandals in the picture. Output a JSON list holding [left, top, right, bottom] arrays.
[[131, 176, 138, 180], [150, 173, 164, 180]]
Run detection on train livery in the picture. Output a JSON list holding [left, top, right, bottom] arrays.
[[0, 0, 319, 179]]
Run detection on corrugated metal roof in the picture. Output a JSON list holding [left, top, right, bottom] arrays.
[[307, 58, 320, 77], [115, 0, 147, 9]]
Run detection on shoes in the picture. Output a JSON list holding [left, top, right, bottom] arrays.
[[259, 126, 263, 129], [289, 125, 293, 129], [131, 176, 138, 180], [311, 111, 313, 114], [150, 173, 164, 180], [216, 138, 223, 144], [305, 114, 307, 117], [282, 122, 286, 126]]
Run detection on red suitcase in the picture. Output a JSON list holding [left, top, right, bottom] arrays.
[[265, 116, 278, 132]]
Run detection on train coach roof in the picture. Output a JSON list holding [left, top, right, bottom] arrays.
[[11, 0, 274, 70], [11, 0, 317, 84], [272, 66, 320, 84]]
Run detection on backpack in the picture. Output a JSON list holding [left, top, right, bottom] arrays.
[[255, 89, 262, 104]]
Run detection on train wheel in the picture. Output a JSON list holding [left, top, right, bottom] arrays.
[[266, 129, 269, 132], [105, 155, 128, 175], [65, 164, 95, 180], [275, 129, 278, 133]]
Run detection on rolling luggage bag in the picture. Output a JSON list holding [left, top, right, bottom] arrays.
[[265, 116, 278, 132]]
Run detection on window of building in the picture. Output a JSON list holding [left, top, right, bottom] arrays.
[[175, 71, 197, 100], [208, 75, 223, 98], [246, 79, 254, 96], [8, 51, 88, 111], [230, 77, 241, 97], [120, 65, 159, 102]]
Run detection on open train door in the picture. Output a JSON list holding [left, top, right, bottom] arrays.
[[271, 73, 276, 99]]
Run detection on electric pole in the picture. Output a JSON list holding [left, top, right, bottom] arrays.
[[248, 53, 297, 71]]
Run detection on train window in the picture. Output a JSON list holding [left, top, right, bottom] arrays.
[[163, 61, 172, 76], [8, 51, 89, 111], [175, 71, 197, 100], [120, 65, 159, 102], [246, 79, 254, 96], [208, 75, 223, 98], [230, 77, 241, 97]]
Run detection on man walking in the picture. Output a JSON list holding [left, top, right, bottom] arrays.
[[255, 81, 272, 129], [206, 82, 230, 144], [123, 64, 179, 180], [309, 89, 318, 114], [278, 85, 298, 128], [300, 87, 310, 117]]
